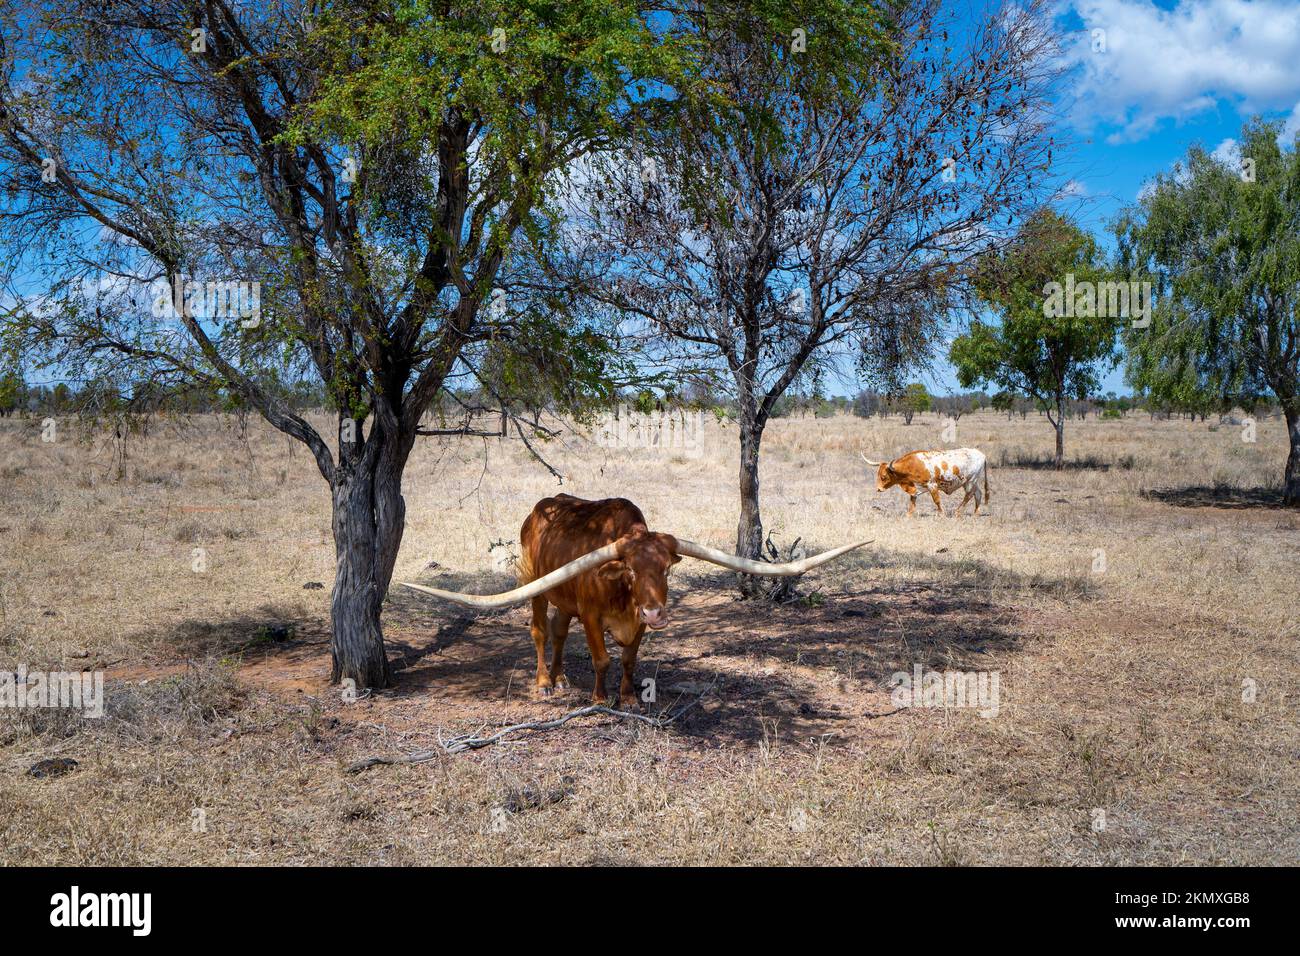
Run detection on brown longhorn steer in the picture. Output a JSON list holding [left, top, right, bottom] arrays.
[[402, 494, 871, 709]]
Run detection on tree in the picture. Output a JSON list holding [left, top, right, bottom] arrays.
[[932, 394, 959, 421], [950, 209, 1120, 468], [0, 366, 20, 416], [1115, 118, 1300, 503], [852, 389, 883, 418], [0, 0, 690, 686], [574, 0, 1060, 593], [898, 382, 931, 424]]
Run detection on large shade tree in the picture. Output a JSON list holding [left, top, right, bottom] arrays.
[[0, 0, 692, 686], [950, 208, 1120, 469], [568, 0, 1061, 593], [1114, 118, 1300, 504]]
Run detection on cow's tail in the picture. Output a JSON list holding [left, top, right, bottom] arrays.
[[983, 461, 990, 504], [516, 550, 535, 586]]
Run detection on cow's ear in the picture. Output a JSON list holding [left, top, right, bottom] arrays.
[[598, 560, 631, 582], [658, 533, 682, 564]]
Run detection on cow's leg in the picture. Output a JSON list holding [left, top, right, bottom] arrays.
[[907, 493, 917, 517], [955, 485, 974, 516], [618, 626, 646, 710], [581, 612, 612, 705], [972, 482, 982, 516], [530, 597, 553, 696], [929, 485, 944, 515], [548, 611, 573, 691]]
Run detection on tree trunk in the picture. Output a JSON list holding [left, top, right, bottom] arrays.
[[328, 435, 409, 689], [1052, 400, 1065, 470], [735, 419, 766, 599], [1285, 405, 1300, 506]]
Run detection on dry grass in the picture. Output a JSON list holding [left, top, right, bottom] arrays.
[[0, 409, 1296, 865]]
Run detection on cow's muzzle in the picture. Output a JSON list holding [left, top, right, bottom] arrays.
[[640, 606, 668, 629]]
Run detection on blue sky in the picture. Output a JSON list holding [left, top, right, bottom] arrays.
[[917, 0, 1300, 398]]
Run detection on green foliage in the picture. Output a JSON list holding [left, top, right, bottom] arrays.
[[812, 398, 840, 419], [479, 313, 630, 422], [297, 0, 694, 149], [285, 0, 710, 431], [950, 209, 1122, 418], [1114, 117, 1300, 418], [899, 382, 931, 414], [291, 0, 697, 275], [0, 367, 21, 415]]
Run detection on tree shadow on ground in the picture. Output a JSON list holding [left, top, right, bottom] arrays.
[[1140, 485, 1290, 510], [148, 604, 327, 659], [998, 452, 1134, 472], [135, 551, 1093, 749], [381, 550, 1082, 747]]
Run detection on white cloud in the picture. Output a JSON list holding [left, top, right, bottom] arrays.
[[1061, 0, 1300, 142], [1281, 102, 1300, 146], [1210, 137, 1241, 165]]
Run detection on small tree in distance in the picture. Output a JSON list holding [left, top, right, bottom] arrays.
[[950, 209, 1120, 469], [898, 383, 932, 424], [0, 367, 21, 417]]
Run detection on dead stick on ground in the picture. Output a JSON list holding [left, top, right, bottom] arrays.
[[345, 704, 675, 773]]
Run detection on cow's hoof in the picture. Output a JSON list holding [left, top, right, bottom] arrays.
[[618, 697, 643, 712], [535, 685, 554, 698], [553, 676, 570, 691]]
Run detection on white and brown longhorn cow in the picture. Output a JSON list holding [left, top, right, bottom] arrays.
[[862, 448, 990, 517]]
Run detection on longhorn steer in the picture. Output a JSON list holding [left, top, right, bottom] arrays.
[[862, 449, 990, 517], [402, 494, 870, 709]]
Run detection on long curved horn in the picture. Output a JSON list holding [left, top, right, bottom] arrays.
[[674, 538, 873, 577], [400, 541, 621, 609], [860, 453, 885, 466]]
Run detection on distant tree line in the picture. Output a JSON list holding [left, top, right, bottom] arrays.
[[6, 369, 1283, 433], [0, 374, 330, 418]]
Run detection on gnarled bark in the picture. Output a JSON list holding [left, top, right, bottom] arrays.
[[327, 419, 415, 689], [735, 421, 767, 598]]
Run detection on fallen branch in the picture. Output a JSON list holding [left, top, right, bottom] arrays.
[[345, 704, 673, 772], [344, 750, 440, 773], [448, 704, 669, 753]]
